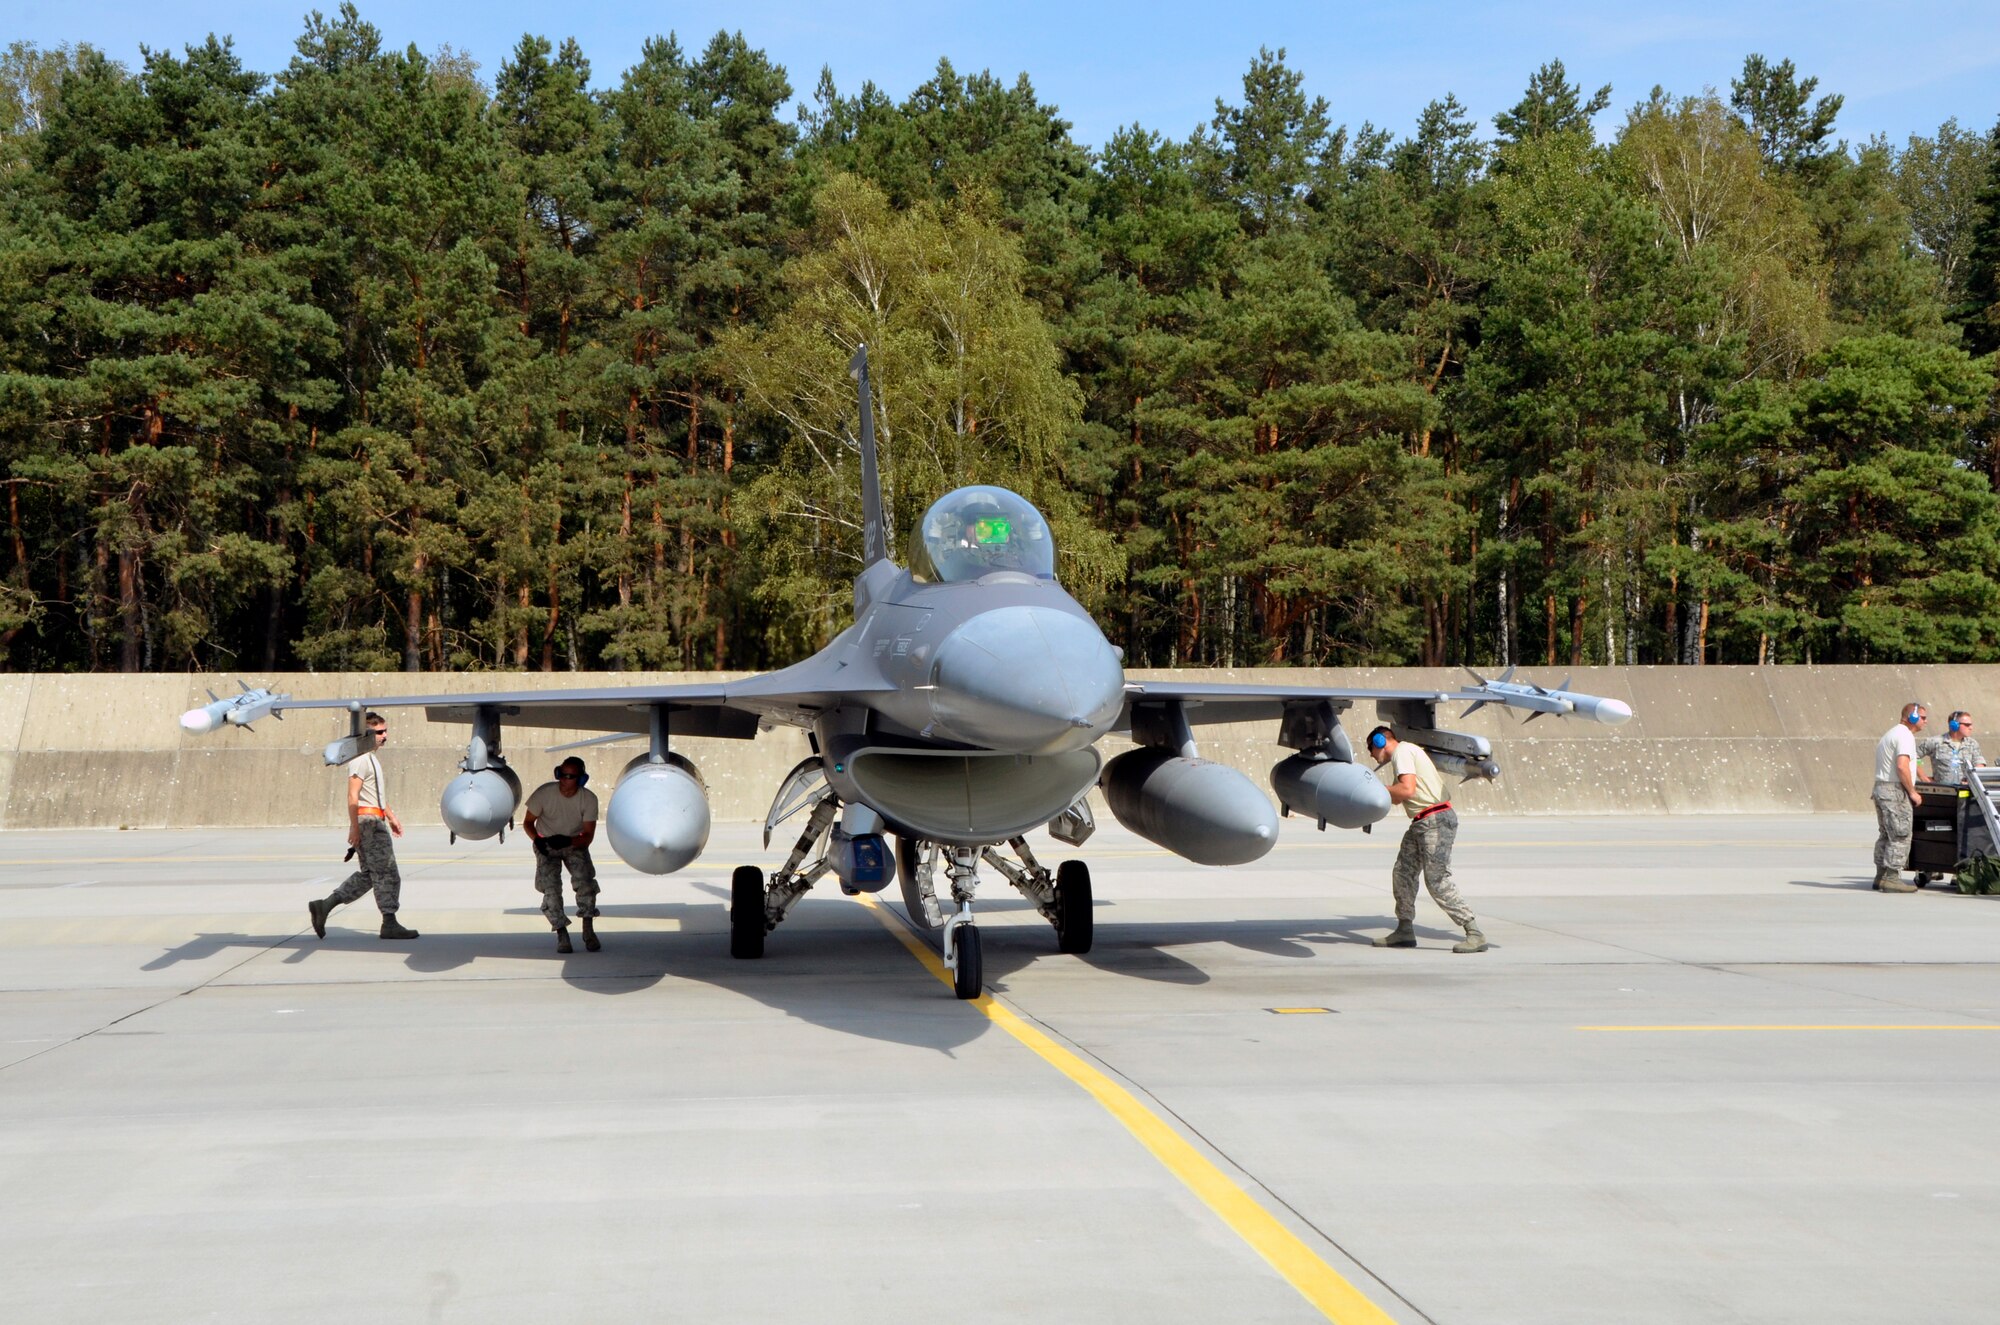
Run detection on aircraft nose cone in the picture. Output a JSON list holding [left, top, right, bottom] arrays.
[[929, 606, 1125, 754]]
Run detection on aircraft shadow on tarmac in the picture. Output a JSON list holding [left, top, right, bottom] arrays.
[[136, 884, 1425, 1054]]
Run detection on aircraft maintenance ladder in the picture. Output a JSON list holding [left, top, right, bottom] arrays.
[[1964, 768, 2000, 863]]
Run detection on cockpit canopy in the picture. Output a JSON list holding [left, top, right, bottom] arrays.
[[907, 485, 1056, 584]]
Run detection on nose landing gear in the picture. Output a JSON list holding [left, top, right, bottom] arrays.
[[897, 834, 1095, 997]]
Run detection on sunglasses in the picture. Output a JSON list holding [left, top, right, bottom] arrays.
[[556, 772, 580, 780]]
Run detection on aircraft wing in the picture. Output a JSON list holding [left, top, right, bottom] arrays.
[[178, 666, 900, 740], [1119, 673, 1633, 730]]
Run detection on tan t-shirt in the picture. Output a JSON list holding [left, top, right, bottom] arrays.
[[349, 753, 386, 810], [1874, 725, 1917, 784], [524, 783, 600, 837], [1390, 742, 1446, 818]]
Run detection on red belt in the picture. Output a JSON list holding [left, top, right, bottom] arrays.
[[1412, 802, 1453, 822]]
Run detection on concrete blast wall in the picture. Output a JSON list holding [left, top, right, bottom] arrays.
[[0, 667, 1988, 829]]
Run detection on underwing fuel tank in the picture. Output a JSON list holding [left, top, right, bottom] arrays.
[[606, 755, 711, 875], [1099, 748, 1278, 866], [440, 765, 523, 840], [1269, 754, 1392, 830]]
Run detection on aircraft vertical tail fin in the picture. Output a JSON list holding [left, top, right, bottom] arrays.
[[849, 343, 888, 566]]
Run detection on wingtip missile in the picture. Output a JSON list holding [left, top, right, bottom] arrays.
[[1465, 674, 1632, 726], [179, 685, 288, 735]]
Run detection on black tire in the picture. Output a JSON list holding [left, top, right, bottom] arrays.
[[897, 836, 941, 931], [952, 924, 983, 1000], [1055, 859, 1094, 954], [730, 865, 766, 959], [1915, 872, 1935, 889]]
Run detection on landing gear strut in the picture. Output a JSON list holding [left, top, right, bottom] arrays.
[[939, 846, 983, 999]]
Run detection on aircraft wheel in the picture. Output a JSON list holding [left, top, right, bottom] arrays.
[[1055, 859, 1093, 955], [952, 924, 983, 1000], [730, 865, 766, 959], [898, 836, 941, 930]]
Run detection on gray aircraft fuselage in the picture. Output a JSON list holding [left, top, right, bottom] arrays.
[[728, 532, 1125, 848]]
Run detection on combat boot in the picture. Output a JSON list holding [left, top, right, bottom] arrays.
[[1371, 922, 1416, 948], [555, 927, 573, 954], [379, 915, 420, 940], [1453, 922, 1489, 954], [581, 917, 600, 952], [1876, 871, 1918, 894], [308, 898, 331, 939]]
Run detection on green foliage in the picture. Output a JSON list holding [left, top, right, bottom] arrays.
[[0, 26, 1993, 675]]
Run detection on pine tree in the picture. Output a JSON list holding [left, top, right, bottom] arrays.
[[1957, 117, 2000, 357], [1493, 60, 1611, 148]]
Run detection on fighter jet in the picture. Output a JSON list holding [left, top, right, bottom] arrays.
[[183, 346, 1632, 998]]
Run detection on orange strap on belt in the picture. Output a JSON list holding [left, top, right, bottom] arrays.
[[1413, 801, 1452, 822], [355, 806, 389, 818]]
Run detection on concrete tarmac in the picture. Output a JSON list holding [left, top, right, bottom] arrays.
[[1, 814, 1996, 1323]]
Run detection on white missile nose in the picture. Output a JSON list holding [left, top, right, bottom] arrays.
[[1599, 698, 1633, 726], [180, 708, 221, 734]]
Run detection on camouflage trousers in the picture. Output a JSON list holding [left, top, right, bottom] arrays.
[[328, 817, 402, 914], [535, 843, 599, 929], [1391, 808, 1475, 928], [1872, 782, 1914, 872]]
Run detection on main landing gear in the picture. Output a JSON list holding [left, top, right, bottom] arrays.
[[897, 834, 1094, 999], [731, 786, 1096, 1000], [732, 794, 839, 962]]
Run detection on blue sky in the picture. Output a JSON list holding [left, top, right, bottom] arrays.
[[12, 1, 1998, 149]]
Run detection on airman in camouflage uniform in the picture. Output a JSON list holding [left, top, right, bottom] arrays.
[[1871, 704, 1926, 893], [1365, 725, 1485, 952], [524, 757, 602, 953], [1918, 711, 1982, 785], [309, 713, 420, 939]]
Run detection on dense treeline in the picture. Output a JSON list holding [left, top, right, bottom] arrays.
[[2, 9, 1998, 674]]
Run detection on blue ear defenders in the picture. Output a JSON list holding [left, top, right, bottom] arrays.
[[1950, 715, 1963, 733], [1904, 708, 1923, 728], [1367, 731, 1389, 752]]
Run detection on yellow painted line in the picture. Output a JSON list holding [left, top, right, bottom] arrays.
[[1579, 1024, 2000, 1032], [854, 893, 1394, 1324], [1270, 1007, 1334, 1015]]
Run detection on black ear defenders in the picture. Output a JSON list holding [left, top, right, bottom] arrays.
[[553, 765, 590, 788]]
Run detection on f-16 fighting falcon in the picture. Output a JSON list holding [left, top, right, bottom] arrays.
[[181, 346, 1632, 998]]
